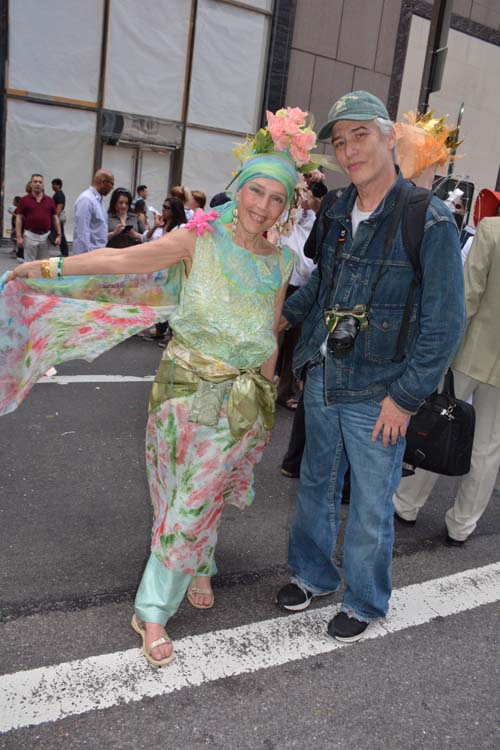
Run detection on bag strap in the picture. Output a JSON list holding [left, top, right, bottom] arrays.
[[441, 368, 456, 398], [402, 186, 432, 282], [365, 183, 409, 314], [311, 190, 337, 263], [392, 185, 432, 362]]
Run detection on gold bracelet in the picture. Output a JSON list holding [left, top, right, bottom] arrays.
[[40, 260, 51, 278], [48, 257, 59, 278]]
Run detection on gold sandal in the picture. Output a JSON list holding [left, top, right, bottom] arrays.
[[131, 614, 175, 668], [187, 579, 215, 610]]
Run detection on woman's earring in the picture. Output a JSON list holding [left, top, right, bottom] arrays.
[[232, 207, 238, 239], [275, 219, 286, 248]]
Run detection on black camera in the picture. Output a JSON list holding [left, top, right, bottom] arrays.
[[325, 305, 368, 359]]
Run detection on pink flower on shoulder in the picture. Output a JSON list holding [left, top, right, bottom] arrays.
[[185, 209, 220, 236]]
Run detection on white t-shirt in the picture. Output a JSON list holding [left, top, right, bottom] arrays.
[[351, 201, 373, 236], [286, 209, 316, 287]]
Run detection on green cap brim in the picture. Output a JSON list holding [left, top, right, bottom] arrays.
[[317, 119, 335, 141], [318, 113, 382, 141]]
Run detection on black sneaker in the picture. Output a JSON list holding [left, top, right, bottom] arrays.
[[276, 582, 331, 612], [327, 611, 369, 642], [445, 532, 466, 547], [394, 511, 416, 527], [280, 466, 300, 478]]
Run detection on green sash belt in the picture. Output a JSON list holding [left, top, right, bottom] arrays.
[[148, 338, 277, 439]]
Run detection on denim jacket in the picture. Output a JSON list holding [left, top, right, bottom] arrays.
[[283, 172, 466, 413]]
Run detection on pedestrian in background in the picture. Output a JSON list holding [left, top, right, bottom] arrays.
[[51, 178, 69, 257], [16, 174, 61, 261], [394, 216, 500, 545], [107, 187, 144, 248], [190, 190, 207, 210], [169, 185, 194, 220], [134, 199, 149, 233], [131, 184, 148, 210], [143, 196, 187, 344], [8, 196, 21, 259], [72, 169, 114, 255], [209, 192, 230, 208]]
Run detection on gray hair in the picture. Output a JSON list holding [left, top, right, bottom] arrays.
[[374, 116, 395, 137], [374, 117, 397, 162]]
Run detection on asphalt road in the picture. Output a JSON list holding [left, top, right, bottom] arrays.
[[0, 248, 499, 750]]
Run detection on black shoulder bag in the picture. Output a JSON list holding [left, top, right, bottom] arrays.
[[402, 369, 475, 477], [396, 190, 476, 477]]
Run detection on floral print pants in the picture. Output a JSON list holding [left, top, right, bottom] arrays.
[[146, 396, 267, 575]]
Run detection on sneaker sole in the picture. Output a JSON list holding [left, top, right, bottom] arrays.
[[278, 599, 312, 612], [333, 632, 366, 643], [277, 590, 334, 612], [280, 469, 300, 478]]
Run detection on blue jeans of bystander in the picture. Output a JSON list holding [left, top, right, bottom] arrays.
[[288, 364, 405, 621]]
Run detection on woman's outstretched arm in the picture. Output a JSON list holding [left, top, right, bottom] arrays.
[[9, 228, 196, 280]]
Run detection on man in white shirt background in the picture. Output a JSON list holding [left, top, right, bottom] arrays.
[[71, 169, 114, 255]]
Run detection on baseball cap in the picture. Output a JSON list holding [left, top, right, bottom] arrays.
[[317, 90, 390, 141]]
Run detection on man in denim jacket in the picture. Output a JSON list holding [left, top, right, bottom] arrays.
[[276, 91, 465, 642]]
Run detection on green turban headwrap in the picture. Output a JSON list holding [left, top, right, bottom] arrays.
[[236, 152, 298, 203]]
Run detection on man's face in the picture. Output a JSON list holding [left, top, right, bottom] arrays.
[[97, 173, 115, 196], [331, 120, 395, 190], [31, 175, 44, 195], [139, 188, 148, 199]]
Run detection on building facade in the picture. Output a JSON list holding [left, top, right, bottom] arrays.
[[1, 0, 499, 237]]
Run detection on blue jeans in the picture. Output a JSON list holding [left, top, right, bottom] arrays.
[[288, 365, 405, 621]]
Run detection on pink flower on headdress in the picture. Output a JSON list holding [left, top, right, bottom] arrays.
[[185, 209, 220, 236], [265, 107, 317, 166], [289, 131, 317, 166], [266, 112, 287, 146], [285, 107, 308, 129]]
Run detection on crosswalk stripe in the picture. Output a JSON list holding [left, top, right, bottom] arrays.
[[1, 562, 499, 734]]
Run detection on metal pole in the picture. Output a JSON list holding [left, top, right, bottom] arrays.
[[92, 0, 110, 175], [170, 0, 198, 188], [417, 0, 454, 114], [448, 101, 464, 177]]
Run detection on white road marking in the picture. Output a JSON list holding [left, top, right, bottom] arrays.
[[1, 562, 499, 734], [37, 375, 155, 384]]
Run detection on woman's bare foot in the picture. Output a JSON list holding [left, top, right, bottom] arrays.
[[187, 575, 214, 608], [131, 614, 174, 667], [143, 622, 174, 661]]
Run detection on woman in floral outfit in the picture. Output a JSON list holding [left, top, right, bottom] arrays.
[[2, 109, 317, 667]]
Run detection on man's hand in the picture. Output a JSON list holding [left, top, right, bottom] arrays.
[[54, 235, 61, 246], [304, 169, 325, 186], [371, 395, 410, 448], [16, 236, 24, 249]]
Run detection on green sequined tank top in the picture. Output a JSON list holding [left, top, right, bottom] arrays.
[[169, 219, 293, 369]]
